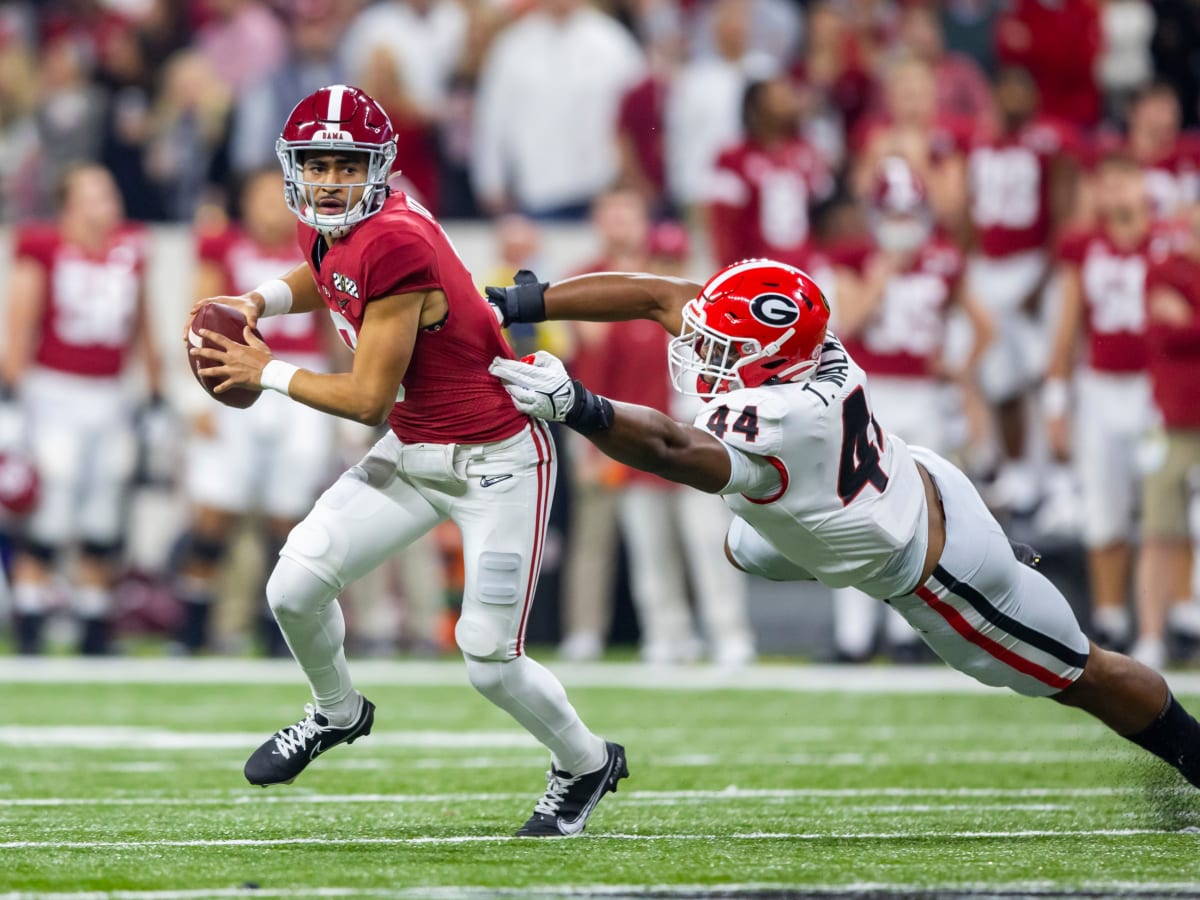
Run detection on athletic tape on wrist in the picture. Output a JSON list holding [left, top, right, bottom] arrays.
[[260, 359, 299, 396], [564, 380, 614, 435], [255, 279, 293, 318]]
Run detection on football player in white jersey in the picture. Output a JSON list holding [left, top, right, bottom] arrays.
[[487, 260, 1200, 790]]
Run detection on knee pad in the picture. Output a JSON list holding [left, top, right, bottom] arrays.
[[463, 655, 509, 696], [265, 555, 338, 622], [455, 551, 523, 661]]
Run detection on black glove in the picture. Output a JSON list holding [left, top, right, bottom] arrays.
[[485, 269, 548, 327]]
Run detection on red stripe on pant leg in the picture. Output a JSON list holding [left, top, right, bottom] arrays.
[[517, 422, 551, 655], [914, 585, 1074, 691]]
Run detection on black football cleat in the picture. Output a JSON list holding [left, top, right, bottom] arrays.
[[244, 695, 375, 787], [516, 740, 628, 837]]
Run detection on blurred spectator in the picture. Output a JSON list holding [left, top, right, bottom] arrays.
[[995, 0, 1103, 129], [964, 65, 1081, 515], [0, 164, 162, 655], [1045, 156, 1165, 659], [0, 24, 40, 222], [173, 168, 337, 655], [557, 188, 650, 661], [1098, 0, 1156, 121], [851, 53, 969, 233], [1136, 202, 1200, 668], [228, 0, 349, 177], [939, 0, 1003, 76], [665, 0, 772, 212], [790, 2, 869, 161], [688, 0, 802, 69], [831, 156, 993, 662], [706, 76, 834, 268], [143, 49, 232, 220], [472, 0, 643, 219], [195, 0, 288, 94], [891, 2, 995, 131]]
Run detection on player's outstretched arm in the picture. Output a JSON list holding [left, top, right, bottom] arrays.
[[487, 271, 702, 336], [489, 352, 731, 493]]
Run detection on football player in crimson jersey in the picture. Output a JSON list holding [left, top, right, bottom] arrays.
[[185, 85, 625, 837], [487, 259, 1200, 794], [173, 169, 338, 656], [1, 163, 163, 656], [831, 158, 994, 662], [964, 66, 1081, 514], [1045, 154, 1175, 663]]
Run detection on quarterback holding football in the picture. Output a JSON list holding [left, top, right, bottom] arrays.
[[186, 85, 625, 836], [487, 261, 1200, 791]]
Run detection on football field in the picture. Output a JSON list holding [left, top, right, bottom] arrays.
[[2, 658, 1200, 899]]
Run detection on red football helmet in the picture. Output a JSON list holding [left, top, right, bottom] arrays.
[[667, 259, 830, 396], [869, 156, 933, 252], [275, 84, 397, 237], [0, 449, 39, 517]]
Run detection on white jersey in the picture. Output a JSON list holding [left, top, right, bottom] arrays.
[[697, 334, 929, 599]]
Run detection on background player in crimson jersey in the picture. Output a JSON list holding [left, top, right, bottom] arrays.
[[1044, 155, 1176, 664], [173, 169, 338, 656], [1136, 203, 1200, 669], [832, 158, 994, 662], [706, 76, 834, 270], [0, 163, 162, 656], [965, 66, 1081, 515], [487, 259, 1200, 799], [186, 85, 625, 837]]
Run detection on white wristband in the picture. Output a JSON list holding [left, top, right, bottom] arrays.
[[1042, 378, 1070, 418], [260, 360, 299, 396], [254, 279, 293, 318]]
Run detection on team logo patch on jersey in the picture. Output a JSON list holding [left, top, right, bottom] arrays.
[[332, 272, 359, 299], [748, 293, 801, 328]]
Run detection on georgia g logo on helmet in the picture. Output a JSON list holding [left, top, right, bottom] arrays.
[[748, 293, 802, 328]]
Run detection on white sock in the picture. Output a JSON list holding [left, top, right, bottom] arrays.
[[465, 654, 606, 775], [1092, 605, 1131, 642]]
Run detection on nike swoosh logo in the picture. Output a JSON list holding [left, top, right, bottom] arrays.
[[308, 741, 323, 760], [557, 815, 588, 836], [480, 474, 513, 488]]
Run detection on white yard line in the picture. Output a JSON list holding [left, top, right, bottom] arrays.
[[1, 828, 1194, 851], [1, 785, 1186, 808], [3, 657, 1199, 694]]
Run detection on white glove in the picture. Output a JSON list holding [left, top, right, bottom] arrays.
[[488, 351, 576, 421]]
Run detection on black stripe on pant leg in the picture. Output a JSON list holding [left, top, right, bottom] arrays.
[[932, 565, 1090, 670]]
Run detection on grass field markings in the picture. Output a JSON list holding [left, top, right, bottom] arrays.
[[2, 827, 1196, 851], [7, 885, 1200, 900], [5, 657, 1200, 695], [0, 727, 540, 750], [1, 785, 1191, 807]]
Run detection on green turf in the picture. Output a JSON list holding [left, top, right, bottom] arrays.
[[3, 668, 1200, 896]]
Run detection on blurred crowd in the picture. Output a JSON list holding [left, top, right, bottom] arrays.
[[1, 0, 1200, 671]]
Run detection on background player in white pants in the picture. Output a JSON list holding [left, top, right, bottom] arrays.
[[1045, 155, 1170, 660], [832, 158, 994, 662], [176, 169, 338, 655], [1, 164, 162, 655], [488, 259, 1200, 794], [186, 85, 623, 838]]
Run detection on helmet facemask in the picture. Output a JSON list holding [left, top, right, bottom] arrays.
[[275, 138, 397, 238]]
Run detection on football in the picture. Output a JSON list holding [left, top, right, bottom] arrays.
[[187, 302, 264, 409]]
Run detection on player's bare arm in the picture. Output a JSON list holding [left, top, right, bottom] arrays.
[[489, 271, 702, 336], [133, 286, 164, 399], [1, 258, 46, 390], [1043, 261, 1083, 457], [948, 283, 996, 378], [191, 290, 428, 426]]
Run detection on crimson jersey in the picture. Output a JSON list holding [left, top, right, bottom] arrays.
[[299, 192, 525, 444], [968, 117, 1078, 258], [1057, 226, 1179, 373], [198, 227, 324, 359], [1144, 252, 1200, 429], [707, 138, 834, 268], [1088, 132, 1200, 219], [15, 223, 147, 378], [836, 235, 963, 377]]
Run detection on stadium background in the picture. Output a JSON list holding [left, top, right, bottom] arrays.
[[0, 0, 1192, 663]]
